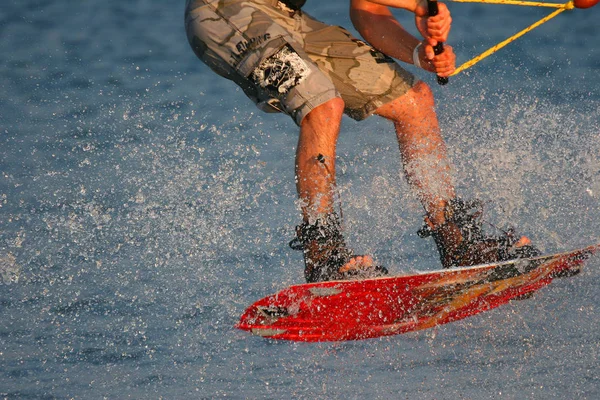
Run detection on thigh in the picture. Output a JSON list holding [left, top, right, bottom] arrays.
[[185, 0, 339, 124], [185, 0, 286, 76], [299, 18, 418, 121]]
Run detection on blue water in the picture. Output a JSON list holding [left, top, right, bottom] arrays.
[[1, 0, 599, 398]]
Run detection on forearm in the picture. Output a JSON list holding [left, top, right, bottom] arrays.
[[350, 0, 422, 63], [355, 0, 428, 15], [351, 0, 456, 75]]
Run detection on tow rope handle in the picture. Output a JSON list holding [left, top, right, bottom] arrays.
[[427, 0, 449, 85]]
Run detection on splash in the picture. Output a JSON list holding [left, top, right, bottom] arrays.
[[0, 253, 20, 284]]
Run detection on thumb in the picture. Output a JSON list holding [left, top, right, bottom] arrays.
[[424, 44, 436, 60]]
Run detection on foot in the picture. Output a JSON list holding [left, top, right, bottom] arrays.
[[338, 255, 388, 280], [339, 255, 374, 273], [419, 199, 540, 268], [290, 214, 388, 282]]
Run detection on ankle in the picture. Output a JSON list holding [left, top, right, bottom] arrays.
[[424, 198, 455, 230], [292, 212, 354, 282]]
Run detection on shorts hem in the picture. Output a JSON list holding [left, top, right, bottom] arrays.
[[345, 74, 419, 121], [291, 88, 339, 125]]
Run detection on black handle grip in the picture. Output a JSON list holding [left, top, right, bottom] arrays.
[[427, 0, 449, 86]]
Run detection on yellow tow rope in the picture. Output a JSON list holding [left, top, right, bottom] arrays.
[[448, 1, 576, 76]]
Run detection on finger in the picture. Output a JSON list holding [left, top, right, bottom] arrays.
[[424, 44, 436, 60], [434, 65, 455, 77], [432, 64, 455, 77], [425, 36, 438, 49], [427, 5, 452, 41], [428, 16, 451, 42], [431, 57, 454, 68], [428, 12, 451, 29], [432, 54, 455, 67], [431, 51, 456, 75], [432, 58, 456, 76]]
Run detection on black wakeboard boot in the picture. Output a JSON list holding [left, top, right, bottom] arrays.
[[290, 212, 388, 283], [418, 199, 540, 269]]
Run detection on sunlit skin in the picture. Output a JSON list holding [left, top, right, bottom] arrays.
[[296, 0, 456, 269], [351, 0, 456, 75]]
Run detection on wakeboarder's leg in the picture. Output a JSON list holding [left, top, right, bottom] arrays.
[[293, 98, 384, 282], [376, 81, 538, 268]]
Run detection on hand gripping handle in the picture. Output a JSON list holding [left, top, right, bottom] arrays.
[[427, 0, 449, 85]]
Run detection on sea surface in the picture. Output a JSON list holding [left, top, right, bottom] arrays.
[[1, 1, 599, 398]]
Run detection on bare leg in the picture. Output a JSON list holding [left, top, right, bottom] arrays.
[[295, 97, 345, 221], [375, 81, 455, 228], [294, 97, 375, 281], [376, 81, 537, 268]]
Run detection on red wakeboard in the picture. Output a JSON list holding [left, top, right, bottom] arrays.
[[237, 243, 599, 342]]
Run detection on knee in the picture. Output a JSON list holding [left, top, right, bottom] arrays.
[[317, 97, 345, 116], [301, 97, 345, 127], [376, 80, 436, 121], [410, 81, 435, 109]]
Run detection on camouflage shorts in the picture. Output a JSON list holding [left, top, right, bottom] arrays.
[[185, 0, 417, 124]]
